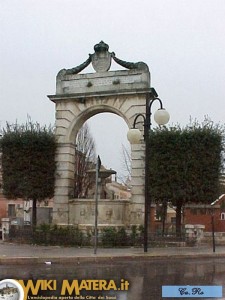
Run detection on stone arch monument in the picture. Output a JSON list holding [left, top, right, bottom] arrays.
[[48, 41, 151, 228]]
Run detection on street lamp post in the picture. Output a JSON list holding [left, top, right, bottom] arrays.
[[210, 203, 216, 253], [127, 88, 170, 252]]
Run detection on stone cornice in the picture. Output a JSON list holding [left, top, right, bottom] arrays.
[[48, 88, 152, 103]]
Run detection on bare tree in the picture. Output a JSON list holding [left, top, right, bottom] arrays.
[[119, 143, 131, 187], [74, 123, 96, 198]]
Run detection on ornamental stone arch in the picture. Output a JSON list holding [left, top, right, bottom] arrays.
[[48, 41, 151, 227]]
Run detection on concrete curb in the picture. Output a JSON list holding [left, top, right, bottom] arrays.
[[1, 252, 225, 265]]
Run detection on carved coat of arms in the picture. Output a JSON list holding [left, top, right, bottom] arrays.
[[91, 41, 112, 73]]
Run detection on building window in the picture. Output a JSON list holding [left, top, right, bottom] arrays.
[[221, 212, 225, 220], [8, 204, 16, 217]]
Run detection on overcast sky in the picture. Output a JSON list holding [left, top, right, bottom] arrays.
[[1, 0, 225, 180]]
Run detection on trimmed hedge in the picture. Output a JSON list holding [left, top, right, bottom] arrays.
[[8, 225, 144, 247]]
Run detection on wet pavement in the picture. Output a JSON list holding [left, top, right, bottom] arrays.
[[1, 242, 225, 299], [1, 257, 225, 299], [0, 241, 225, 264]]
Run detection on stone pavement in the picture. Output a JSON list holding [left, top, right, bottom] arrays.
[[0, 241, 225, 264]]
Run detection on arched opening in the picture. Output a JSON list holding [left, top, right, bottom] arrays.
[[87, 112, 131, 184], [65, 111, 133, 228], [70, 111, 131, 201]]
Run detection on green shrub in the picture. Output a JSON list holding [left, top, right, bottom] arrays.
[[116, 227, 128, 246], [9, 225, 144, 247], [101, 227, 137, 247], [130, 225, 138, 246], [32, 225, 85, 246], [101, 227, 117, 247]]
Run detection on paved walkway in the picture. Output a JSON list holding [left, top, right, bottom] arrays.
[[0, 241, 225, 264]]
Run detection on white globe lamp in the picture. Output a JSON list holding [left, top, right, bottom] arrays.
[[154, 108, 170, 125], [127, 128, 142, 144]]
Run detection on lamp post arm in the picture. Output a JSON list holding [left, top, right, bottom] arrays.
[[149, 97, 164, 111], [147, 97, 164, 129], [131, 95, 164, 136], [132, 113, 146, 129]]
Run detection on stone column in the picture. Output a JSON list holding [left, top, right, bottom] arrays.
[[53, 142, 76, 224], [129, 142, 145, 225]]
